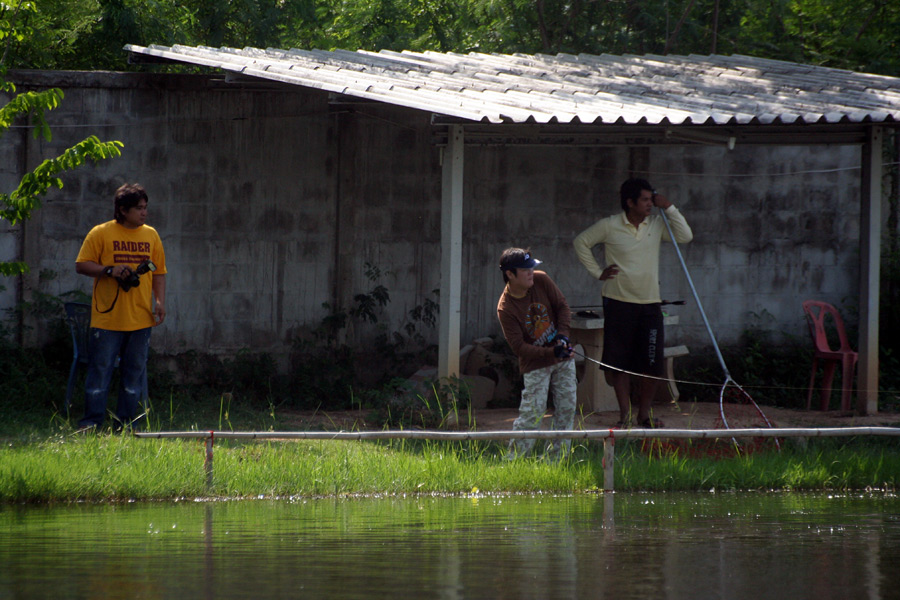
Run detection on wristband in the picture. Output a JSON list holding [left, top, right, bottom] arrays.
[[104, 266, 113, 277]]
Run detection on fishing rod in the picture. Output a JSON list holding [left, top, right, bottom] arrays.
[[655, 198, 778, 442]]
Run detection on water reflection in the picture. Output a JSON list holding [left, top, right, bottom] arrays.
[[0, 492, 897, 599]]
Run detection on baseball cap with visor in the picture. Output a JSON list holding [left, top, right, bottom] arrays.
[[499, 250, 542, 272]]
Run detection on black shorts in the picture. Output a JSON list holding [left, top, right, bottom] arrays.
[[601, 297, 665, 377]]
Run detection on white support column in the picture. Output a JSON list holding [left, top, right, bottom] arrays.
[[438, 125, 464, 380], [858, 126, 882, 415]]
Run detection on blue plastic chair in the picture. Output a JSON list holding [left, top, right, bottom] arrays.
[[63, 302, 149, 417]]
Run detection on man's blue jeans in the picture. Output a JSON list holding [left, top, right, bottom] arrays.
[[79, 327, 151, 430]]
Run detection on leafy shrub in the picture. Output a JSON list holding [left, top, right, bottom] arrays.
[[287, 263, 439, 410]]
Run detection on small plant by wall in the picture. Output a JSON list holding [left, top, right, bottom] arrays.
[[367, 376, 472, 429], [288, 263, 440, 411]]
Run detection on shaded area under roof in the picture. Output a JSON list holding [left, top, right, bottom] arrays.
[[125, 45, 900, 127], [121, 44, 892, 416]]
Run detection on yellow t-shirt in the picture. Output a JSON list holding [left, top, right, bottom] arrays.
[[76, 220, 167, 331]]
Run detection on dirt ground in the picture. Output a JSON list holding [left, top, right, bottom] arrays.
[[282, 400, 900, 431]]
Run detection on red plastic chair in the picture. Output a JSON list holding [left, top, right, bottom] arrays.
[[802, 300, 858, 411]]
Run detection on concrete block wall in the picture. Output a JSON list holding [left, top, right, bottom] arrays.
[[462, 142, 861, 350], [1, 71, 863, 364]]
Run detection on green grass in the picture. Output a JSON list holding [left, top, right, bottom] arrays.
[[613, 439, 900, 491], [1, 431, 897, 503]]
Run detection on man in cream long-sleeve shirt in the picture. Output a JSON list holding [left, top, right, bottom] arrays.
[[573, 178, 693, 429]]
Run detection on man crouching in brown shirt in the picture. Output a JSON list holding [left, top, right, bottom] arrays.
[[496, 248, 577, 462]]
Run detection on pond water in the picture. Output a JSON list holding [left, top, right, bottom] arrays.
[[1, 492, 898, 599]]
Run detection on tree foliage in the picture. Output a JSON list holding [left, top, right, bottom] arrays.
[[1, 2, 124, 277], [0, 80, 124, 276], [2, 0, 898, 76]]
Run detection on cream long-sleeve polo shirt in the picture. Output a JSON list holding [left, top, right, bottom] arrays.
[[573, 206, 693, 304]]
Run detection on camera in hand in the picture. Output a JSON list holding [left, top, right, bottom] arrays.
[[118, 259, 156, 291]]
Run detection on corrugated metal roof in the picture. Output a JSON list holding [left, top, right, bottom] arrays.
[[125, 44, 900, 126]]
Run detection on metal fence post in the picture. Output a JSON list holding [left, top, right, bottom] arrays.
[[603, 436, 615, 492], [205, 432, 214, 490]]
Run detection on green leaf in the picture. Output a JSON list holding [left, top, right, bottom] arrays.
[[1, 80, 123, 275]]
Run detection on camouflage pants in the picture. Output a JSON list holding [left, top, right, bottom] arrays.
[[507, 359, 577, 461]]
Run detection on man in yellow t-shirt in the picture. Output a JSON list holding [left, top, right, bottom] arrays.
[[74, 183, 167, 431], [573, 178, 692, 429]]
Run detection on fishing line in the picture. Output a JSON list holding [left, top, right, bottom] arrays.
[[571, 348, 711, 387], [571, 348, 898, 401]]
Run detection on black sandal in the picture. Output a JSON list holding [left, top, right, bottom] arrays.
[[638, 417, 665, 429]]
